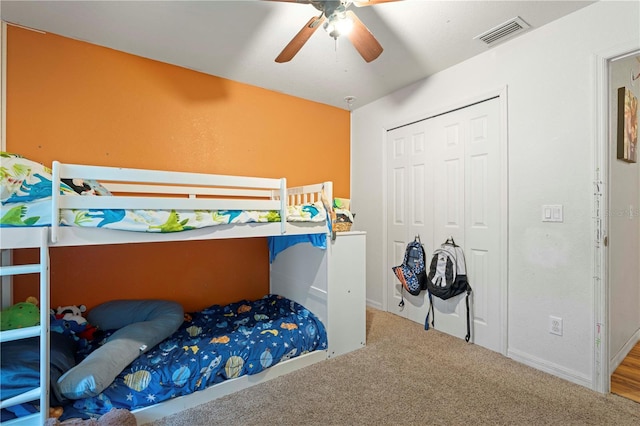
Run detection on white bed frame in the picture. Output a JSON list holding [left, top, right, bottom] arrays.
[[48, 161, 329, 245], [0, 162, 356, 425]]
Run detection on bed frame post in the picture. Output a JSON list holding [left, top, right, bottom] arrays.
[[280, 178, 287, 234], [38, 227, 50, 424], [0, 249, 11, 309], [51, 161, 60, 243]]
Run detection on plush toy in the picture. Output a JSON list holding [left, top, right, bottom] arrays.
[[51, 305, 99, 341], [0, 296, 40, 331], [54, 305, 88, 325], [44, 408, 136, 426]]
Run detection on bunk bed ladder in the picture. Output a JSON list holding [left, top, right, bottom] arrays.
[[0, 227, 50, 425]]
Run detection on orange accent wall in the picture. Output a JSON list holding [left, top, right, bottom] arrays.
[[6, 26, 350, 312]]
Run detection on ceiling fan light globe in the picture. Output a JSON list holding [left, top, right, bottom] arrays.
[[323, 20, 340, 39], [335, 16, 354, 36], [323, 14, 354, 39]]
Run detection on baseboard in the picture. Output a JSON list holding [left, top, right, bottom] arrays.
[[610, 329, 640, 373], [366, 299, 382, 310], [508, 348, 592, 389]]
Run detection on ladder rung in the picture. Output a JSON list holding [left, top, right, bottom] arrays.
[[0, 326, 41, 343], [0, 412, 40, 425], [0, 387, 41, 409], [0, 264, 41, 277]]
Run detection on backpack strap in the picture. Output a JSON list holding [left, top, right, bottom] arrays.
[[424, 291, 434, 330], [464, 288, 471, 342], [394, 265, 406, 308], [426, 287, 472, 342]]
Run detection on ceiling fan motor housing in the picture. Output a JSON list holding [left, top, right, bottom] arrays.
[[310, 0, 347, 16]]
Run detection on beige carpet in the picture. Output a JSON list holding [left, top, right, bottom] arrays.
[[148, 308, 640, 426]]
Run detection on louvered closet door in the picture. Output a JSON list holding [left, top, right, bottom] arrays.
[[386, 121, 434, 324], [386, 98, 503, 353]]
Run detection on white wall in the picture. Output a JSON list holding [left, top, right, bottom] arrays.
[[609, 54, 640, 369], [351, 0, 640, 389]]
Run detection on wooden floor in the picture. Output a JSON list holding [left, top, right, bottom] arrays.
[[611, 341, 640, 403]]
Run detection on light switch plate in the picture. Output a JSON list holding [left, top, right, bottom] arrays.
[[542, 205, 563, 222]]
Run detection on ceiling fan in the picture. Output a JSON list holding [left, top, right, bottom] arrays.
[[269, 0, 400, 63]]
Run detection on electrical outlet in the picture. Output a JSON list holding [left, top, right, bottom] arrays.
[[549, 316, 563, 336]]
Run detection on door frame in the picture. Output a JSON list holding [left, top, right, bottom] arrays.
[[592, 43, 640, 394], [381, 86, 509, 356], [1, 21, 10, 309]]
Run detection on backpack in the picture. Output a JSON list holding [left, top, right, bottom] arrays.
[[392, 236, 427, 307], [425, 237, 473, 342]]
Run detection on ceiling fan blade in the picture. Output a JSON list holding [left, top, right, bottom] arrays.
[[345, 11, 383, 62], [275, 15, 325, 63], [353, 0, 400, 6]]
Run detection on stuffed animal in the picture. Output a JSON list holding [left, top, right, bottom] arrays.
[[54, 305, 88, 325], [0, 296, 40, 331], [51, 305, 99, 341]]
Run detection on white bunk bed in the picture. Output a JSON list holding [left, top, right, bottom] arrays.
[[0, 159, 365, 425]]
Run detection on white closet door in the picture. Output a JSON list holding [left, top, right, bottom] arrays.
[[429, 110, 467, 338], [430, 99, 502, 350], [465, 100, 502, 351], [386, 98, 503, 353], [386, 122, 434, 325]]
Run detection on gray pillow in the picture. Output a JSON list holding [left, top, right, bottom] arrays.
[[57, 299, 183, 399]]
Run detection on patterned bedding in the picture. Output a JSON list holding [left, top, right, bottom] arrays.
[[62, 295, 327, 419], [0, 295, 327, 421], [0, 153, 326, 232]]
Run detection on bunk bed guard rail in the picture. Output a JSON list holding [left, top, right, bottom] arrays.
[[51, 161, 288, 243]]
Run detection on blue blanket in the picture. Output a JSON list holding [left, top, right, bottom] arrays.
[[268, 233, 327, 263]]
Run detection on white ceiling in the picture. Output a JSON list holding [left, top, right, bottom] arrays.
[[1, 0, 595, 110]]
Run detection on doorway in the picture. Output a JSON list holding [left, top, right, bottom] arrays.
[[384, 95, 507, 355], [593, 44, 640, 394], [607, 52, 640, 400]]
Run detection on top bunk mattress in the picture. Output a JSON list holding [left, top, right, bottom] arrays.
[[0, 153, 328, 236]]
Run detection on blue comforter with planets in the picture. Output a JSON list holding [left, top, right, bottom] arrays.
[[63, 294, 327, 419]]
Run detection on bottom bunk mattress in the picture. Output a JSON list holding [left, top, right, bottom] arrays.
[[62, 294, 327, 419]]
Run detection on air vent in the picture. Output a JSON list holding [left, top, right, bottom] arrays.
[[474, 16, 530, 45]]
